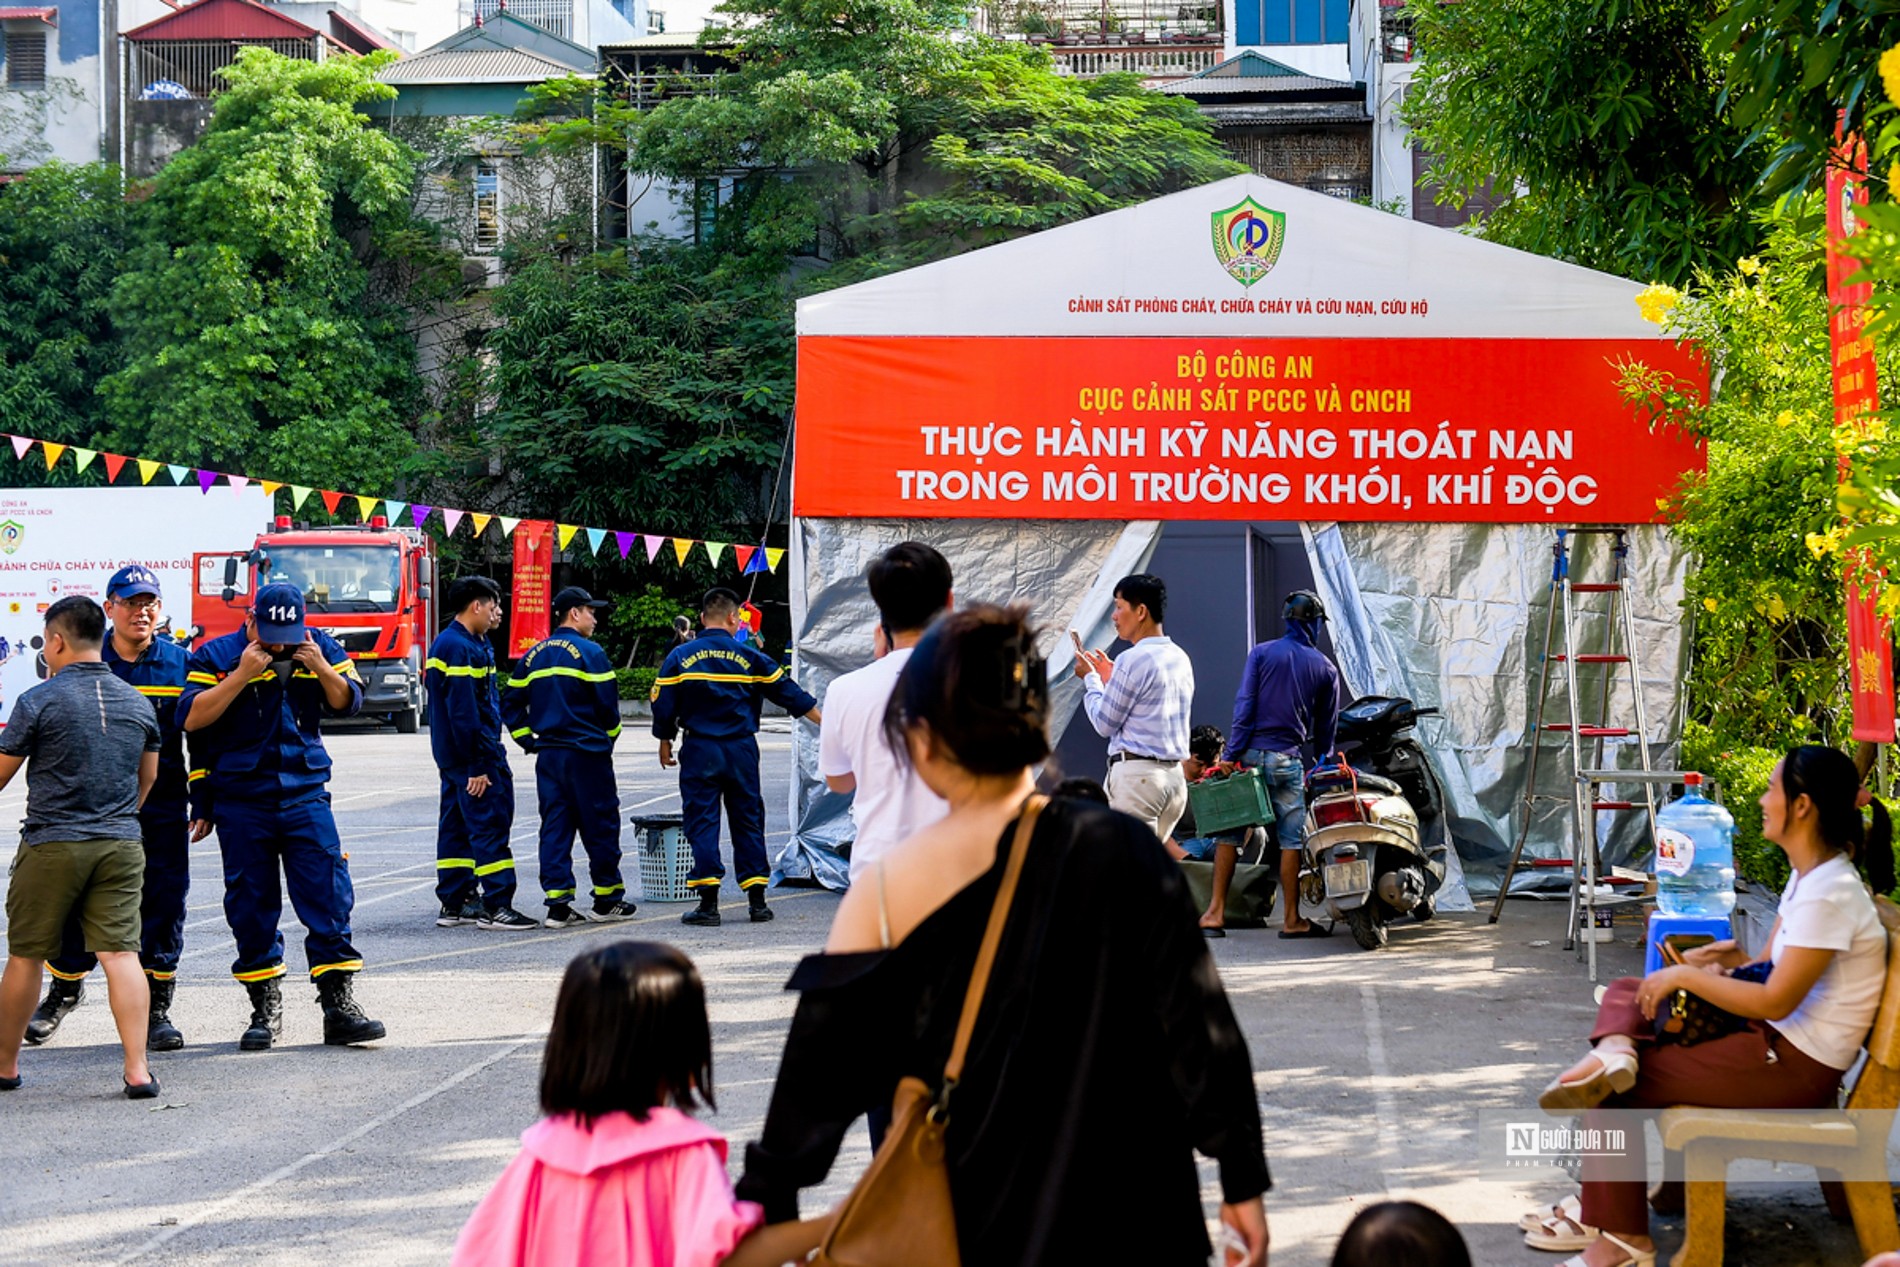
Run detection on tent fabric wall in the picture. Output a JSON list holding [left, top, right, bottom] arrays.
[[1301, 522, 1689, 899], [779, 516, 1160, 888]]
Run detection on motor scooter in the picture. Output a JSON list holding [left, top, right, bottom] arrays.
[[1297, 696, 1450, 950]]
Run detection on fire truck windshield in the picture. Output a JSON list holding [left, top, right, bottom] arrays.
[[262, 545, 402, 613]]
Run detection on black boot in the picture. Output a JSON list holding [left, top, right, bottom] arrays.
[[240, 979, 283, 1052], [681, 887, 721, 928], [147, 977, 184, 1052], [316, 973, 386, 1046], [748, 885, 775, 923], [23, 977, 84, 1046]]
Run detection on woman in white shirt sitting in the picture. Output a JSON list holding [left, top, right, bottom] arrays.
[[1523, 745, 1891, 1267]]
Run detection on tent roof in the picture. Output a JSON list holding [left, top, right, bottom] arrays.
[[795, 174, 1665, 341]]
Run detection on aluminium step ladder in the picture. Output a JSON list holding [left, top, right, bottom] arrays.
[[1489, 528, 1661, 973]]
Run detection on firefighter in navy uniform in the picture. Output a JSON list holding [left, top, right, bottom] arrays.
[[501, 586, 637, 929], [425, 576, 534, 931], [653, 587, 822, 928], [24, 566, 209, 1051], [179, 583, 385, 1050]]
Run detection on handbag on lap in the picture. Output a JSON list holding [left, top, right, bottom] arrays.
[[1653, 961, 1774, 1047]]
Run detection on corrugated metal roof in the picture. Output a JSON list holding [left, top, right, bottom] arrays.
[[599, 31, 706, 48], [1161, 74, 1354, 95], [124, 0, 320, 43], [0, 7, 57, 23], [377, 45, 589, 83]]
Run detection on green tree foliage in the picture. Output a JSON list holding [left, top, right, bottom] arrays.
[[0, 162, 128, 437], [100, 49, 438, 491], [1404, 0, 1767, 284]]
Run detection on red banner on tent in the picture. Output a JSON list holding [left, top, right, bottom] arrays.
[[1827, 128, 1894, 743], [509, 523, 553, 657], [794, 336, 1706, 522]]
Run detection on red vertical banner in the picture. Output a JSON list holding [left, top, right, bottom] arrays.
[[509, 522, 553, 657], [1826, 126, 1894, 742]]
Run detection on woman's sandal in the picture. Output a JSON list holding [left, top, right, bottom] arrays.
[[1538, 1047, 1638, 1112], [1524, 1202, 1600, 1252], [1556, 1231, 1655, 1267], [1519, 1193, 1595, 1237]]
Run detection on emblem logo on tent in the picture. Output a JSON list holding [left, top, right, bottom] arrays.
[[1211, 198, 1286, 288], [0, 521, 22, 556]]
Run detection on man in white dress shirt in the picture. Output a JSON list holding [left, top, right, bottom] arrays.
[[819, 543, 953, 881], [1074, 572, 1194, 843]]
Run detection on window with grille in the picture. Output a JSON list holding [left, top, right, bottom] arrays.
[[473, 161, 502, 252], [4, 31, 48, 90]]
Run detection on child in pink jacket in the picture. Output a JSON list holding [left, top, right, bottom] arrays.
[[454, 942, 765, 1267]]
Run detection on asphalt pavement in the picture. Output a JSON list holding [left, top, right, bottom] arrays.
[[0, 723, 1869, 1266]]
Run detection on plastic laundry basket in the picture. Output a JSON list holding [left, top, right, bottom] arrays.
[[631, 813, 694, 902]]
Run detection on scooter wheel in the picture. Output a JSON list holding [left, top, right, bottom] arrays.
[[1411, 891, 1437, 923], [1345, 905, 1388, 950]]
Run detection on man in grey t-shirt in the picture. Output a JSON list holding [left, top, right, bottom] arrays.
[[0, 596, 161, 1098]]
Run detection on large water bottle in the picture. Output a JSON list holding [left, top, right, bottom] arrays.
[[1654, 772, 1736, 917]]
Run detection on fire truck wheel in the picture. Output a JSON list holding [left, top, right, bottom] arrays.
[[395, 707, 420, 735]]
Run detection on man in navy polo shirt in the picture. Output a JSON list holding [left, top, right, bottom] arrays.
[[180, 584, 385, 1050], [23, 566, 207, 1051]]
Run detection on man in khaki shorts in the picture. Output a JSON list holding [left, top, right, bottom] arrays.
[[1072, 573, 1195, 842], [0, 596, 161, 1097]]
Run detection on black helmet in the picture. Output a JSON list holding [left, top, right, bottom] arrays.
[[1283, 590, 1326, 622]]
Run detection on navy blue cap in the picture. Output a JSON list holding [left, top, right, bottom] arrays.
[[253, 583, 307, 643], [107, 566, 162, 601], [551, 586, 609, 620]]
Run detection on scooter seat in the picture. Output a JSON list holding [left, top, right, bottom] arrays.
[[1306, 767, 1404, 799]]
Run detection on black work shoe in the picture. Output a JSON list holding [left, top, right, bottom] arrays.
[[586, 899, 638, 922], [436, 898, 481, 928], [147, 978, 185, 1052], [240, 979, 283, 1051], [747, 890, 775, 923], [681, 906, 722, 927], [476, 905, 538, 931], [24, 978, 84, 1046], [544, 904, 587, 929], [316, 974, 386, 1046]]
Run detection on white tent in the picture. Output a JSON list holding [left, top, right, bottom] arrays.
[[783, 174, 1706, 903]]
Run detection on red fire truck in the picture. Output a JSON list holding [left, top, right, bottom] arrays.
[[192, 516, 438, 732]]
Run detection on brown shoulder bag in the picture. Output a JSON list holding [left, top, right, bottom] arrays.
[[731, 795, 1047, 1267]]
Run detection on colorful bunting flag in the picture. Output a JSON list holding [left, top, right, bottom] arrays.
[[411, 505, 432, 530], [229, 474, 250, 492], [522, 521, 547, 549], [704, 541, 726, 567], [586, 527, 608, 555], [498, 516, 520, 538], [72, 449, 97, 474], [291, 486, 313, 510], [166, 465, 188, 485], [614, 531, 634, 559], [556, 523, 580, 550], [449, 510, 470, 536], [765, 548, 785, 573], [196, 469, 216, 493], [9, 436, 31, 461], [733, 545, 756, 571], [643, 535, 664, 562], [320, 490, 344, 514], [743, 547, 768, 575], [137, 459, 160, 485], [384, 499, 407, 523], [672, 538, 694, 566], [261, 480, 282, 498], [42, 443, 66, 471], [103, 453, 128, 482], [354, 495, 378, 520]]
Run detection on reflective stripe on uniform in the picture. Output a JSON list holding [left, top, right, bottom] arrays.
[[686, 877, 720, 888], [309, 960, 363, 978], [143, 968, 176, 981], [186, 671, 219, 686], [652, 669, 786, 686], [592, 883, 624, 896], [426, 658, 492, 677], [739, 876, 770, 890], [188, 769, 207, 783], [506, 666, 615, 687], [234, 964, 287, 983], [135, 685, 184, 698], [605, 724, 622, 739], [510, 726, 533, 739], [46, 964, 89, 982], [474, 859, 515, 877], [437, 857, 476, 870], [544, 888, 575, 900], [333, 660, 361, 680]]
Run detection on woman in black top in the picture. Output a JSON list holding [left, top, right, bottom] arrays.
[[734, 604, 1271, 1266]]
